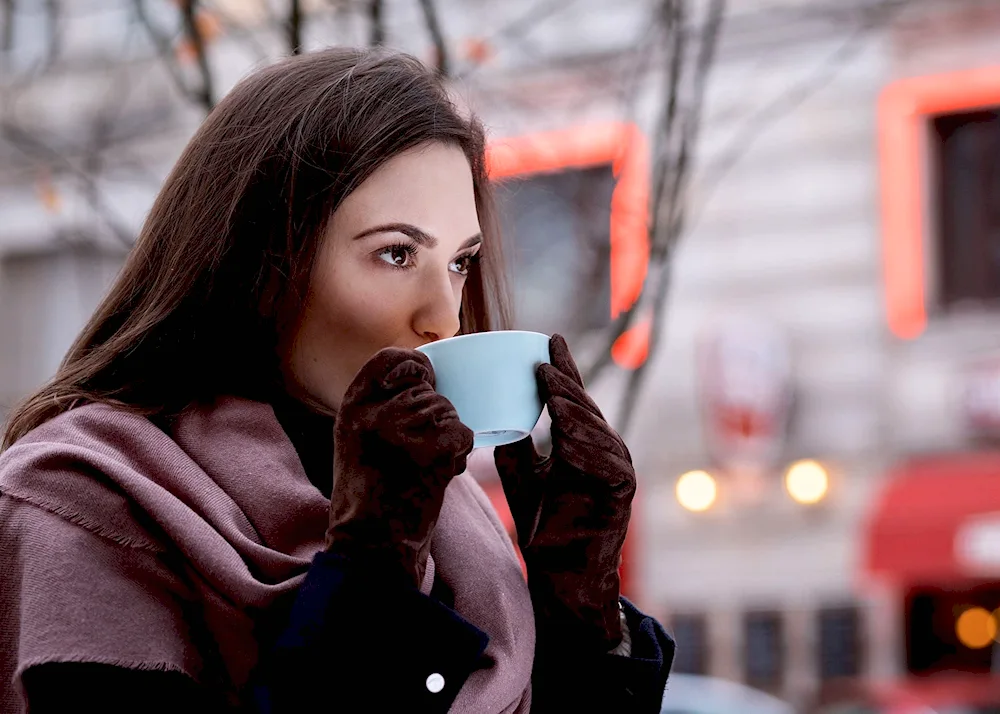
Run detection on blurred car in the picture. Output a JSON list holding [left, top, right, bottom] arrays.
[[815, 703, 996, 714], [660, 673, 797, 714], [813, 674, 1000, 714]]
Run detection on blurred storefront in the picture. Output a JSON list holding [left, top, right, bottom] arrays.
[[854, 454, 1000, 711]]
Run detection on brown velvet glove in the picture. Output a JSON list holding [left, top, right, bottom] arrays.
[[325, 347, 474, 589], [493, 334, 636, 654]]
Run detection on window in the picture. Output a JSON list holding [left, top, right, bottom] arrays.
[[818, 605, 862, 680], [670, 613, 708, 675], [877, 66, 1000, 339], [494, 166, 614, 337], [743, 611, 783, 689], [932, 109, 1000, 308]]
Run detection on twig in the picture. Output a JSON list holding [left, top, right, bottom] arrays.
[[288, 0, 303, 55], [43, 0, 61, 69], [585, 0, 911, 407], [417, 0, 449, 77], [132, 0, 202, 107], [581, 0, 688, 387], [180, 0, 214, 112], [369, 0, 384, 45], [201, 3, 271, 62], [454, 0, 585, 80], [616, 0, 725, 438], [683, 0, 911, 237], [1, 0, 13, 54], [649, 0, 686, 250], [1, 122, 136, 246]]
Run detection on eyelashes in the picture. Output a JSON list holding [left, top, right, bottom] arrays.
[[376, 242, 419, 269], [450, 252, 481, 276], [375, 241, 481, 276]]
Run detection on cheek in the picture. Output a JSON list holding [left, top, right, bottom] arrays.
[[316, 263, 410, 342]]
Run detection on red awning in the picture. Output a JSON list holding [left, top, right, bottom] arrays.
[[863, 452, 1000, 584]]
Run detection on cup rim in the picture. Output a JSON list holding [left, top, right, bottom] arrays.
[[416, 330, 550, 353]]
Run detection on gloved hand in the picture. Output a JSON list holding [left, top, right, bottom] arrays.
[[325, 347, 474, 589], [494, 334, 636, 653]]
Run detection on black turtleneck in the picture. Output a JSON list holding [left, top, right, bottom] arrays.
[[270, 396, 336, 499]]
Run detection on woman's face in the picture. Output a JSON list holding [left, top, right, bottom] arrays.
[[284, 142, 484, 411]]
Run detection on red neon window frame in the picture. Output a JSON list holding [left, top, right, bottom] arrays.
[[487, 122, 652, 368], [879, 66, 1000, 339]]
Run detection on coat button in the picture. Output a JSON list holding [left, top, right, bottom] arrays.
[[426, 673, 445, 693]]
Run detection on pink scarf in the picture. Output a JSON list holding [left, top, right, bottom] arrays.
[[0, 396, 534, 712]]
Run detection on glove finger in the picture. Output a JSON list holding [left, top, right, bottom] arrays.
[[550, 434, 636, 497], [493, 436, 546, 546], [342, 347, 434, 405], [548, 396, 630, 468], [381, 353, 435, 391], [424, 419, 475, 475], [380, 388, 460, 436], [537, 363, 606, 424], [548, 334, 585, 387], [547, 386, 628, 456], [493, 435, 541, 478], [381, 400, 473, 474]]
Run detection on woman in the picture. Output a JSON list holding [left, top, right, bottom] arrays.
[[0, 48, 673, 713]]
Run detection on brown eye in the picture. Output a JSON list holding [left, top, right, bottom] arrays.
[[378, 245, 415, 268], [451, 256, 469, 275], [449, 252, 480, 276]]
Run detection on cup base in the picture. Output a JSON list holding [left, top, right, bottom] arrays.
[[473, 429, 530, 449]]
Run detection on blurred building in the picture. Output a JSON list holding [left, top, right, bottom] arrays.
[[3, 0, 1000, 712], [608, 1, 1000, 711], [457, 0, 1000, 710]]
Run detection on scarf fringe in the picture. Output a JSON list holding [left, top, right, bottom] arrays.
[[17, 654, 189, 677], [1, 490, 162, 552]]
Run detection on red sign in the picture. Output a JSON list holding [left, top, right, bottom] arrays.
[[697, 316, 792, 470]]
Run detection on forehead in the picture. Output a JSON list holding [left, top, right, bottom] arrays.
[[333, 143, 481, 237]]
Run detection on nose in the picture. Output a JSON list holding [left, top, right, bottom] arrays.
[[411, 271, 462, 344]]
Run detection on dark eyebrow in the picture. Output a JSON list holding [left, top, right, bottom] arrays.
[[351, 223, 482, 252]]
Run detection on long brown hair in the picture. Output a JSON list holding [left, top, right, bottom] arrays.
[[2, 47, 511, 450]]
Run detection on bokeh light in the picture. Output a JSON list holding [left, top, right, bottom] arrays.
[[955, 607, 998, 649], [785, 459, 830, 505], [676, 470, 718, 512]]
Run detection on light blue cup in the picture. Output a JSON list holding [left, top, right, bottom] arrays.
[[416, 330, 551, 448]]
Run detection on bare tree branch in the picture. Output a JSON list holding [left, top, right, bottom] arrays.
[[1, 122, 136, 246], [416, 0, 449, 77], [203, 3, 271, 63], [180, 0, 213, 112], [683, 0, 912, 237], [649, 0, 685, 240], [369, 0, 384, 46], [42, 0, 61, 69], [2, 0, 14, 54], [581, 1, 688, 387], [616, 0, 725, 438], [587, 0, 908, 437], [454, 0, 585, 80], [288, 0, 303, 55], [132, 0, 202, 107]]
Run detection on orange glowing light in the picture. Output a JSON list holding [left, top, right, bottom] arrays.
[[879, 65, 1000, 339], [955, 606, 998, 649], [487, 122, 651, 368], [462, 38, 494, 65]]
